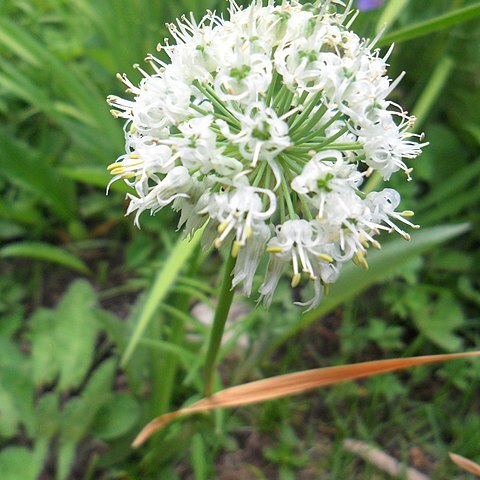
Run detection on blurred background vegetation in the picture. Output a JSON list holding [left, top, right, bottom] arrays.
[[0, 0, 479, 478]]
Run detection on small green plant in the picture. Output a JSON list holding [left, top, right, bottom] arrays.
[[0, 280, 140, 480]]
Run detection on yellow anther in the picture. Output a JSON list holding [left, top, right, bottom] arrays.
[[266, 246, 283, 254], [109, 167, 125, 175], [317, 253, 333, 262], [130, 125, 137, 134], [110, 109, 121, 118], [122, 173, 136, 179], [245, 226, 253, 239], [354, 250, 369, 269], [371, 240, 381, 250], [291, 273, 301, 288], [401, 210, 415, 217], [217, 222, 229, 234], [129, 153, 140, 159], [107, 163, 119, 171], [214, 238, 222, 249], [232, 241, 242, 258]]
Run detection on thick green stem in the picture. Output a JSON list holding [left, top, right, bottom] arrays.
[[204, 247, 237, 396]]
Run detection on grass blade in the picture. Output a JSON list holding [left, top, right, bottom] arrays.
[[376, 0, 411, 34], [133, 351, 480, 446], [449, 453, 480, 475], [411, 56, 454, 132], [0, 242, 91, 275], [0, 131, 76, 221], [378, 3, 480, 46], [120, 228, 204, 367]]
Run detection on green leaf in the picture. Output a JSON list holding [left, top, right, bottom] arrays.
[[55, 360, 118, 478], [191, 433, 209, 480], [0, 18, 119, 142], [29, 280, 99, 391], [0, 130, 76, 220], [0, 242, 91, 275], [270, 223, 470, 352], [0, 447, 46, 480], [56, 441, 76, 480], [91, 393, 140, 440], [33, 393, 60, 441], [82, 358, 117, 402], [0, 338, 26, 369], [375, 0, 411, 33], [54, 280, 99, 391], [378, 3, 480, 46], [411, 56, 455, 131], [409, 288, 465, 351], [0, 366, 35, 438], [29, 308, 59, 386], [121, 227, 204, 366]]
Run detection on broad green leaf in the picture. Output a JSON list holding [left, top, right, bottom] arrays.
[[409, 289, 465, 351], [29, 280, 99, 391], [55, 360, 118, 478], [33, 393, 60, 441], [0, 242, 91, 275], [121, 227, 204, 366], [0, 366, 35, 438], [29, 308, 59, 386], [378, 3, 480, 46], [82, 358, 117, 402], [0, 447, 45, 480], [91, 394, 140, 440], [54, 280, 99, 391], [0, 387, 18, 438], [270, 224, 470, 352], [56, 441, 76, 480], [59, 397, 95, 445], [0, 338, 26, 369]]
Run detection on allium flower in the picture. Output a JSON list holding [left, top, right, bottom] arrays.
[[107, 0, 426, 310]]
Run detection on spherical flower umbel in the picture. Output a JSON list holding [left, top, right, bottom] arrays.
[[107, 0, 427, 310]]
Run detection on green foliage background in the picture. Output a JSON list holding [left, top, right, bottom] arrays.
[[0, 0, 479, 478]]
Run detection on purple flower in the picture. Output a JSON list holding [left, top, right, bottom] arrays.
[[357, 0, 385, 11]]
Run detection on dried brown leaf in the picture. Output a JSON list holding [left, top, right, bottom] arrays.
[[133, 351, 480, 447], [343, 439, 431, 480], [449, 452, 480, 476]]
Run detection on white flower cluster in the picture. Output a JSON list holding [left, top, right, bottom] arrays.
[[107, 0, 426, 310]]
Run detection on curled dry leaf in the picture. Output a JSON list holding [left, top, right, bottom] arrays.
[[449, 452, 480, 476], [133, 351, 480, 447]]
